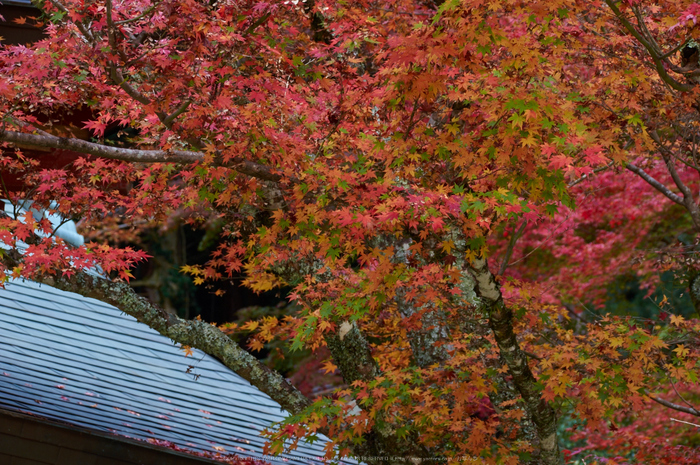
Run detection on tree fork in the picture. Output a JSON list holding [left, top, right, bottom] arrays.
[[325, 321, 431, 462]]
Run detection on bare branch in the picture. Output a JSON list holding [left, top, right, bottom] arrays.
[[661, 154, 700, 230], [671, 418, 700, 427], [109, 67, 153, 106], [650, 396, 700, 416], [625, 162, 684, 205], [663, 155, 695, 202], [106, 0, 117, 52], [325, 321, 381, 383], [659, 39, 690, 61], [244, 12, 272, 35], [671, 380, 700, 415], [162, 100, 192, 128], [0, 128, 284, 182], [631, 5, 662, 56]]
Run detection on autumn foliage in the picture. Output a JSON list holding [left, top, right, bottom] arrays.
[[2, 0, 700, 464]]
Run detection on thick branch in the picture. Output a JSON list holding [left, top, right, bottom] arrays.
[[324, 321, 430, 462], [325, 321, 381, 383], [0, 128, 283, 182], [469, 258, 562, 465], [162, 100, 192, 128], [2, 245, 408, 463], [649, 396, 700, 417], [625, 162, 684, 206], [109, 67, 156, 106]]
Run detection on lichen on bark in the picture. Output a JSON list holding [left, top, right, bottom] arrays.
[[470, 257, 562, 465]]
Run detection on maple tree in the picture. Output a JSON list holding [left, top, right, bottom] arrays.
[[2, 0, 700, 463]]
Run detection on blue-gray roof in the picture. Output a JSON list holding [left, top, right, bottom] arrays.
[[1, 0, 35, 6], [0, 279, 328, 464]]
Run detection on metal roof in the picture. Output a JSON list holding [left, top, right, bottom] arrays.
[[0, 279, 330, 464], [1, 0, 35, 6]]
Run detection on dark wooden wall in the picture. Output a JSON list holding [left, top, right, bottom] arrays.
[[0, 4, 45, 45], [0, 410, 218, 465]]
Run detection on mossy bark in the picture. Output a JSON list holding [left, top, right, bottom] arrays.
[[470, 258, 562, 465]]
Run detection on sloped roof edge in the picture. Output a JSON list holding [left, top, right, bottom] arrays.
[[0, 278, 335, 465]]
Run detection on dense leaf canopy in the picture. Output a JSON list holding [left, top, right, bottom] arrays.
[[1, 1, 700, 464]]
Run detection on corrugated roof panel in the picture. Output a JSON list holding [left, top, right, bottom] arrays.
[[3, 329, 282, 418], [0, 279, 336, 464], [4, 360, 279, 425], [4, 346, 292, 434]]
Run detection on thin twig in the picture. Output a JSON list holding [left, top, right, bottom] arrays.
[[575, 297, 602, 321], [631, 5, 662, 55], [523, 350, 542, 361], [403, 98, 421, 141], [508, 213, 573, 267], [604, 0, 692, 92], [568, 161, 615, 188], [47, 0, 95, 43], [671, 418, 700, 427], [499, 220, 527, 275], [651, 127, 700, 172]]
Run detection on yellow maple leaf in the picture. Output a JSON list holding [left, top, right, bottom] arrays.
[[440, 239, 454, 254], [240, 321, 259, 331], [670, 314, 685, 327], [181, 345, 194, 357], [521, 133, 537, 147], [321, 360, 338, 374], [318, 320, 333, 333], [673, 344, 689, 358]]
